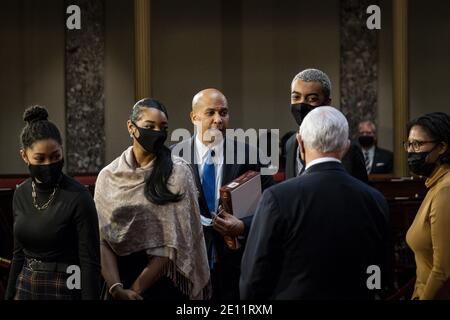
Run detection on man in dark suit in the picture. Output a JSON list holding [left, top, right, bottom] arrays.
[[240, 106, 390, 300], [172, 88, 273, 300], [285, 68, 368, 182], [357, 120, 393, 174]]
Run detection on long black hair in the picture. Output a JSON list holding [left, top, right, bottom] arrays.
[[20, 106, 62, 149], [407, 112, 450, 164], [131, 98, 183, 205]]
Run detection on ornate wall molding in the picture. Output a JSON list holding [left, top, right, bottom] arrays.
[[340, 0, 379, 137]]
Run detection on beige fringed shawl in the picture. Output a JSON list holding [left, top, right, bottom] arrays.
[[94, 146, 210, 299]]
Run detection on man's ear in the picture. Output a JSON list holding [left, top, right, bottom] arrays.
[[296, 133, 301, 147], [20, 149, 29, 165], [190, 111, 198, 124], [340, 139, 351, 159], [296, 133, 306, 162], [325, 97, 331, 105]]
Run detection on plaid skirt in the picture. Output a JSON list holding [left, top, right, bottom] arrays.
[[14, 265, 80, 300]]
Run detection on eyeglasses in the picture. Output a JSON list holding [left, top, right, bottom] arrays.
[[403, 140, 437, 152]]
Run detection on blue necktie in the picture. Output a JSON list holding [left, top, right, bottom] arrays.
[[202, 150, 216, 214]]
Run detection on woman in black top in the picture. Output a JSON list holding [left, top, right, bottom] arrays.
[[5, 106, 100, 300]]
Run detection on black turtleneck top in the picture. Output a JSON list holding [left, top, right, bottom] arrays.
[[5, 174, 100, 300]]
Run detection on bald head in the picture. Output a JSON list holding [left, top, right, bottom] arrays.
[[190, 88, 230, 145], [192, 88, 228, 111]]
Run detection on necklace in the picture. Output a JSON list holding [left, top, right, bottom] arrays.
[[31, 181, 58, 211]]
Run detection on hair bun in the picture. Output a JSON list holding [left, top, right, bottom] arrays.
[[23, 105, 49, 124]]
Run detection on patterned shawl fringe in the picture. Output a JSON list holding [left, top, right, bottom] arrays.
[[164, 260, 211, 300]]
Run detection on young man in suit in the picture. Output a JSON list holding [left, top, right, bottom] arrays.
[[357, 120, 394, 174], [240, 106, 390, 300], [172, 88, 273, 300], [285, 68, 368, 182]]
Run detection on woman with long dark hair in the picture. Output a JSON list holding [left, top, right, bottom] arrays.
[[95, 98, 210, 300], [5, 106, 100, 300]]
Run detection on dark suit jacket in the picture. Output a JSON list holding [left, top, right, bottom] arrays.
[[240, 161, 390, 300], [284, 134, 368, 182], [370, 147, 393, 174], [171, 136, 274, 299]]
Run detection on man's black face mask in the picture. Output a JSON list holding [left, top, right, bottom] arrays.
[[290, 103, 317, 126], [358, 136, 375, 148]]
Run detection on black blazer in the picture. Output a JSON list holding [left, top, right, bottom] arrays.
[[171, 137, 274, 225], [284, 134, 368, 183], [171, 136, 274, 299], [370, 147, 394, 174], [240, 161, 390, 299]]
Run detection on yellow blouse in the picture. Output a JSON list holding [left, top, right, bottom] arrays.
[[406, 164, 450, 300]]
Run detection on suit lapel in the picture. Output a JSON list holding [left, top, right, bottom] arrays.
[[373, 148, 381, 165], [189, 138, 201, 186], [222, 138, 237, 186], [286, 135, 299, 177], [189, 137, 211, 217]]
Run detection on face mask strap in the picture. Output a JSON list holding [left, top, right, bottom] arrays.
[[423, 142, 442, 163]]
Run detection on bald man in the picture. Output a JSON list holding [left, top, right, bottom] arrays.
[[172, 88, 274, 300]]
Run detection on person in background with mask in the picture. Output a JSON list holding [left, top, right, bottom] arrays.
[[95, 98, 210, 300], [357, 120, 393, 174], [285, 68, 368, 182], [405, 112, 450, 300], [5, 106, 100, 300]]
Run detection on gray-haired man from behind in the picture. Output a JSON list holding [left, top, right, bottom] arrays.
[[240, 106, 390, 300]]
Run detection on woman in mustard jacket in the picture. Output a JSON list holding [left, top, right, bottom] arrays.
[[405, 112, 450, 300]]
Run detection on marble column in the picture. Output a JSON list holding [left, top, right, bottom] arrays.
[[65, 0, 105, 174], [393, 0, 409, 177], [340, 0, 379, 137], [134, 0, 151, 100]]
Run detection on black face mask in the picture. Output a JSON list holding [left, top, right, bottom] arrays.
[[29, 158, 64, 189], [407, 151, 437, 177], [358, 136, 375, 148], [132, 122, 167, 154], [290, 103, 316, 126]]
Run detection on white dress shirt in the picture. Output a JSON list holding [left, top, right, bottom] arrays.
[[305, 157, 341, 171]]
